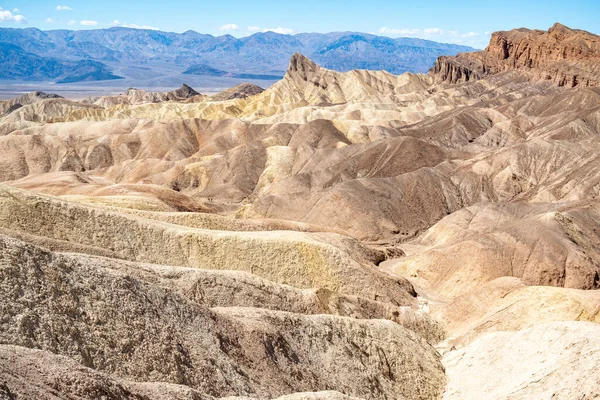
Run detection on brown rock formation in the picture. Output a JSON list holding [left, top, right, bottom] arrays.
[[431, 23, 600, 87], [82, 84, 202, 107], [212, 83, 265, 101]]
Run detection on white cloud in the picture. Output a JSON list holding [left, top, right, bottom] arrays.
[[379, 27, 420, 35], [67, 19, 76, 25], [56, 5, 72, 11], [219, 23, 240, 31], [80, 20, 98, 26], [378, 26, 488, 47], [111, 20, 159, 30], [247, 26, 294, 35], [423, 28, 444, 35], [12, 8, 18, 12], [0, 7, 27, 24], [45, 18, 55, 24]]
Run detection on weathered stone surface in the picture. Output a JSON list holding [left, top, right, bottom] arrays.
[[443, 322, 600, 399], [212, 83, 264, 101], [0, 185, 416, 306], [431, 23, 600, 87], [387, 202, 600, 300], [0, 234, 445, 399]]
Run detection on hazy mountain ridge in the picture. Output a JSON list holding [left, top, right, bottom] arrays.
[[0, 26, 474, 84], [0, 42, 123, 82]]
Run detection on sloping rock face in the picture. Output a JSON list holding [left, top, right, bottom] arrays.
[[389, 202, 600, 300], [273, 52, 431, 105], [0, 343, 365, 400], [443, 322, 600, 399], [0, 185, 417, 306], [171, 83, 201, 99], [212, 83, 265, 101], [0, 91, 63, 116], [432, 23, 600, 87], [82, 84, 203, 108], [0, 233, 445, 399], [431, 277, 600, 347]]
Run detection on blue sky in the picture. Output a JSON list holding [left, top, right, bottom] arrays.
[[0, 0, 599, 48]]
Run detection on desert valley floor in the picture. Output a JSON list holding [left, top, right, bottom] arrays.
[[1, 23, 600, 399]]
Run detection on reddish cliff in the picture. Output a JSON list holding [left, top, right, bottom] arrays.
[[431, 23, 600, 87]]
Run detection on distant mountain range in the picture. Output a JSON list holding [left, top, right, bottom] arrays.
[[0, 27, 475, 85]]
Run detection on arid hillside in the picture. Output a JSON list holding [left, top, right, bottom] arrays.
[[1, 23, 600, 400]]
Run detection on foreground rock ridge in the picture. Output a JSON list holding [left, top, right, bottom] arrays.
[[1, 23, 600, 399]]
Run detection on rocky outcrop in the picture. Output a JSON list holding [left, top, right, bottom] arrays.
[[170, 83, 201, 99], [431, 23, 600, 87], [0, 234, 446, 399], [0, 185, 417, 306], [430, 55, 484, 84], [211, 83, 265, 101], [0, 344, 368, 400], [122, 84, 201, 102], [82, 84, 202, 107], [389, 202, 600, 300], [0, 91, 63, 116], [257, 52, 432, 106]]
